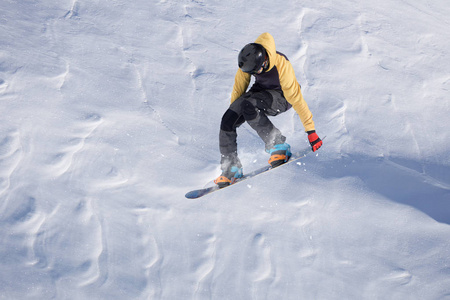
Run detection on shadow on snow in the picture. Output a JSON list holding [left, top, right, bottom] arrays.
[[316, 155, 450, 225]]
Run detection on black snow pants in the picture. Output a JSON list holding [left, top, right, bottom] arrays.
[[219, 89, 292, 170]]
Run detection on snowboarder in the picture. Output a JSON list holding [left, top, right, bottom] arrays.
[[214, 32, 323, 188]]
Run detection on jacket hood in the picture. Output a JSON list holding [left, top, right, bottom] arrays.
[[254, 32, 276, 71]]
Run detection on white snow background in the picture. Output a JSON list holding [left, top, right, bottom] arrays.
[[1, 0, 450, 299]]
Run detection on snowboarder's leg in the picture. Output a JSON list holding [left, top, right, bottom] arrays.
[[217, 108, 244, 187], [239, 90, 291, 151], [219, 108, 244, 166], [241, 90, 292, 167]]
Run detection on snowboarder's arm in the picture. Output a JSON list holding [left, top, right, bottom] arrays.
[[230, 68, 251, 103], [278, 57, 315, 132]]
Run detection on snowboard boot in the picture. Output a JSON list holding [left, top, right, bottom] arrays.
[[268, 143, 292, 168], [214, 166, 243, 188]]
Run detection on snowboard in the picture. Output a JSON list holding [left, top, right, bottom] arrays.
[[185, 144, 316, 199]]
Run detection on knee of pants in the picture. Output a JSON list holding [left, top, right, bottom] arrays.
[[241, 100, 258, 121], [221, 109, 244, 131]]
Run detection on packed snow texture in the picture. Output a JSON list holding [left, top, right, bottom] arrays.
[[1, 0, 450, 299]]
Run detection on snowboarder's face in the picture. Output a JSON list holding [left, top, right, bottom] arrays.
[[254, 57, 269, 75]]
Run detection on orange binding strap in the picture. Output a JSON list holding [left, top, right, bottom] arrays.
[[268, 154, 287, 165], [214, 176, 232, 185]]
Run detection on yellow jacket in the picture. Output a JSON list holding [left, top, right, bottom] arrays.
[[231, 33, 315, 132]]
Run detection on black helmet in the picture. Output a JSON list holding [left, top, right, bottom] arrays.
[[238, 43, 267, 74]]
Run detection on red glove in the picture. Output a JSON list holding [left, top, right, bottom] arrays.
[[307, 131, 323, 152]]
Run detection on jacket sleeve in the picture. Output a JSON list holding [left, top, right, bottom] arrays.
[[278, 56, 315, 132], [230, 69, 251, 103]]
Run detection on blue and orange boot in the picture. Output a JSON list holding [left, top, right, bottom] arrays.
[[214, 166, 243, 188], [268, 143, 292, 167]]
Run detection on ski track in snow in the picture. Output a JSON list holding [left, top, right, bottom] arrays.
[[1, 0, 450, 299]]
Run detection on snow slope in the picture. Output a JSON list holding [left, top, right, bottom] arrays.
[[1, 0, 450, 299]]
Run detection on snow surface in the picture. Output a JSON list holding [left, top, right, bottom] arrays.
[[1, 0, 450, 299]]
